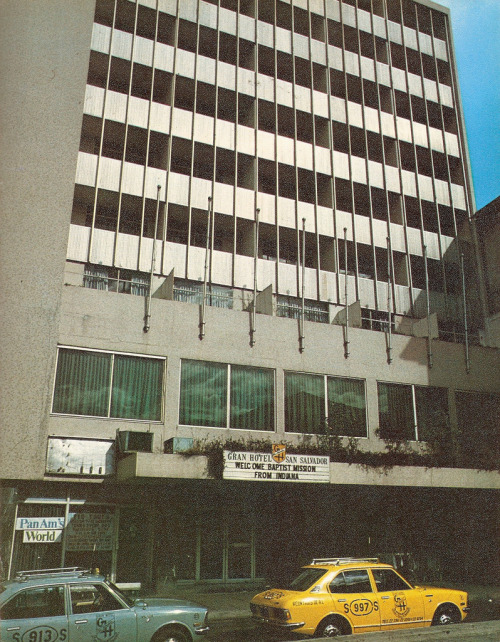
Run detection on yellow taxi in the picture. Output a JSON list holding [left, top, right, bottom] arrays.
[[250, 557, 469, 638]]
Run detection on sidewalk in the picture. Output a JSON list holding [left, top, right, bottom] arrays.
[[155, 583, 500, 623]]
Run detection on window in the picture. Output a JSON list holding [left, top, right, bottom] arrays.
[[1, 586, 65, 620], [285, 372, 367, 436], [378, 383, 449, 441], [173, 279, 233, 309], [84, 264, 149, 296], [372, 568, 412, 592], [53, 348, 164, 421], [277, 296, 329, 324], [70, 583, 124, 614], [455, 391, 500, 466], [361, 308, 395, 333], [329, 570, 372, 594], [179, 360, 275, 431]]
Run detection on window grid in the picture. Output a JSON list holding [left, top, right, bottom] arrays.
[[284, 371, 367, 437], [377, 381, 449, 442], [52, 347, 165, 422], [71, 0, 473, 327]]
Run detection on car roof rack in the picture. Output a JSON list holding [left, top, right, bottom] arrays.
[[15, 567, 93, 580], [310, 557, 380, 566]]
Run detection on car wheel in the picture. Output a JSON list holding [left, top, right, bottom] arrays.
[[315, 615, 351, 637], [432, 604, 461, 626], [152, 625, 191, 642]]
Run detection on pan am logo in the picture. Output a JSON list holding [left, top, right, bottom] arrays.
[[272, 444, 286, 463], [392, 593, 410, 618]]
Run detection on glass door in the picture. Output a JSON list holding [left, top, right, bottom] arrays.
[[199, 515, 224, 580], [227, 517, 252, 579]]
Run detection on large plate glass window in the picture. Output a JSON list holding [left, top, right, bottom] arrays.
[[378, 383, 449, 441], [179, 360, 274, 430], [455, 390, 499, 467], [52, 348, 164, 421], [285, 372, 366, 436]]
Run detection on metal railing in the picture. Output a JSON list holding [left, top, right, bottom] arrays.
[[173, 284, 233, 309], [83, 271, 149, 297], [277, 299, 329, 324]]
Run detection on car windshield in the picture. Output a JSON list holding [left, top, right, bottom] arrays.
[[106, 581, 135, 607], [281, 567, 328, 591]]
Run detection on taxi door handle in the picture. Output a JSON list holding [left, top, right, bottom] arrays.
[[7, 627, 20, 631], [75, 619, 88, 625], [382, 596, 390, 600], [337, 599, 347, 603]]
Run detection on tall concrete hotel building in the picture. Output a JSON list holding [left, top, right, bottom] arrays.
[[1, 0, 498, 587]]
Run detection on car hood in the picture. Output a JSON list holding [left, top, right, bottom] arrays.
[[133, 597, 206, 611]]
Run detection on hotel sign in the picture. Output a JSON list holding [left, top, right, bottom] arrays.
[[223, 449, 330, 483]]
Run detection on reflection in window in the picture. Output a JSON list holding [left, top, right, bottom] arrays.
[[372, 568, 412, 592], [52, 348, 164, 421], [378, 383, 415, 440], [173, 279, 233, 309], [179, 360, 274, 430], [84, 264, 149, 296], [378, 382, 449, 442], [1, 586, 65, 620], [329, 570, 372, 594], [70, 583, 124, 614], [285, 372, 367, 436]]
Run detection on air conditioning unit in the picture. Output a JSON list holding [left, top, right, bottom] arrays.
[[117, 431, 153, 454]]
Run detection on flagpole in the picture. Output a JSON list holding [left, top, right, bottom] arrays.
[[423, 244, 433, 368], [250, 208, 260, 346], [143, 184, 161, 333], [343, 227, 349, 359], [460, 252, 470, 373], [299, 218, 306, 352], [386, 236, 392, 364], [199, 196, 212, 340]]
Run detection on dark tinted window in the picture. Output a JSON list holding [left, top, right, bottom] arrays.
[[330, 570, 372, 593], [372, 569, 412, 592], [70, 583, 125, 614], [1, 585, 65, 620], [285, 567, 328, 591]]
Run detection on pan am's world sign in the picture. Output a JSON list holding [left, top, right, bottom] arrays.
[[223, 448, 330, 483]]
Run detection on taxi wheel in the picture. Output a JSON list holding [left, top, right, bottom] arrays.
[[432, 604, 460, 626], [315, 615, 351, 637], [152, 625, 191, 642]]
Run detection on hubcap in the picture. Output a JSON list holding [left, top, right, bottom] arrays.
[[323, 622, 341, 637], [438, 613, 453, 625]]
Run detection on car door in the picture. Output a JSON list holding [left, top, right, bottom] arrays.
[[328, 569, 380, 635], [0, 584, 68, 642], [371, 568, 425, 631], [68, 582, 137, 642]]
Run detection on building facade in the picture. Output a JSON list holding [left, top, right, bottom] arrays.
[[1, 0, 499, 588]]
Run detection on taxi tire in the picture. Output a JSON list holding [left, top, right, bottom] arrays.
[[315, 615, 351, 637], [151, 625, 191, 642], [431, 604, 461, 626]]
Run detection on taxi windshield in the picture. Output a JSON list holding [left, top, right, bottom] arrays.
[[106, 581, 135, 607], [283, 567, 328, 591]]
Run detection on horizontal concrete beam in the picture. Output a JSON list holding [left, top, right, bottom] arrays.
[[116, 452, 210, 481], [117, 452, 499, 490], [329, 462, 500, 490]]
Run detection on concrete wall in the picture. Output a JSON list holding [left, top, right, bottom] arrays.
[[0, 0, 96, 479], [51, 284, 500, 462]]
